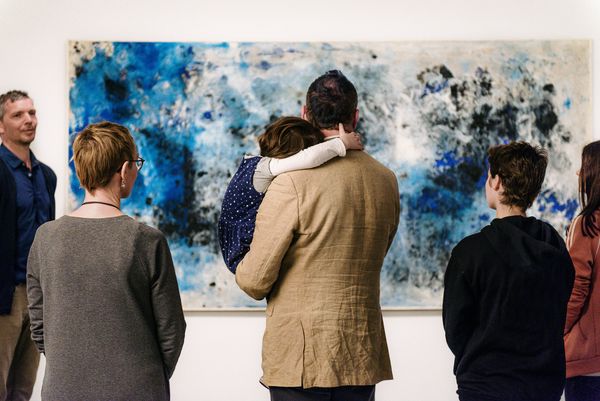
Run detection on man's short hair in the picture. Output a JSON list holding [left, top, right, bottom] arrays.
[[305, 70, 358, 130], [72, 121, 136, 191], [488, 141, 548, 211], [258, 116, 324, 158], [0, 90, 30, 120]]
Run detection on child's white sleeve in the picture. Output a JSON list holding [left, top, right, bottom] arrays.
[[269, 137, 346, 176], [253, 157, 275, 193]]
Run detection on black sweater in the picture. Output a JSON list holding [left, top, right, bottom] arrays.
[[443, 216, 574, 401]]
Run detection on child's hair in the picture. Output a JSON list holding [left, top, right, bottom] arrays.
[[578, 140, 600, 237], [258, 116, 324, 158], [487, 141, 548, 211]]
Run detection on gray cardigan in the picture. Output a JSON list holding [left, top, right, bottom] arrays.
[[27, 215, 186, 401]]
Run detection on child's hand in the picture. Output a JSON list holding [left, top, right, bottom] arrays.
[[339, 123, 363, 150]]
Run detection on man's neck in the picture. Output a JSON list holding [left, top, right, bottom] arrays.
[[321, 125, 354, 138], [320, 128, 339, 138], [2, 140, 31, 169], [495, 203, 526, 219]]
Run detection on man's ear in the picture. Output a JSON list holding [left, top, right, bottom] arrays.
[[301, 105, 308, 121], [353, 109, 359, 129], [490, 174, 502, 191]]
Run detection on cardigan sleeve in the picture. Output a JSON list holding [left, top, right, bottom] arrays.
[[565, 216, 599, 334], [442, 249, 477, 373], [26, 231, 45, 354], [148, 234, 186, 378]]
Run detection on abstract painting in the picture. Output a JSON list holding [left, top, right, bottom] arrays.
[[68, 41, 591, 309]]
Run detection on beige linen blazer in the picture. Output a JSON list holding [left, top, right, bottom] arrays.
[[236, 150, 400, 388]]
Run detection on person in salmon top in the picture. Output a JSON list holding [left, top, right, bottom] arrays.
[[564, 140, 600, 400]]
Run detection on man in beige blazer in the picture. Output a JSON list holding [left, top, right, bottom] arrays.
[[236, 70, 400, 401]]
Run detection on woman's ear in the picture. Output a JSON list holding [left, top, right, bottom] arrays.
[[119, 161, 127, 176], [119, 161, 130, 183]]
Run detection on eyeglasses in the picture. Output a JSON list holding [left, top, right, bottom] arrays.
[[131, 157, 145, 171]]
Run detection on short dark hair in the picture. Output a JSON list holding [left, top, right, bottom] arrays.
[[305, 70, 357, 130], [0, 90, 30, 120], [488, 141, 548, 211], [578, 140, 600, 237], [258, 116, 324, 158]]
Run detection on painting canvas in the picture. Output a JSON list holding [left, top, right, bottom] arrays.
[[68, 41, 591, 309]]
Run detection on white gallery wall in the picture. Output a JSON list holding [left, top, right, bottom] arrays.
[[1, 0, 599, 400]]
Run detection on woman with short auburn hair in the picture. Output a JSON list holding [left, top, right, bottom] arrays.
[[27, 121, 186, 401]]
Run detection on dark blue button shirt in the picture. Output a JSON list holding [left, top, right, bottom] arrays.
[[0, 145, 51, 284]]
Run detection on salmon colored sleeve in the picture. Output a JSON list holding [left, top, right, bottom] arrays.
[[565, 216, 599, 334]]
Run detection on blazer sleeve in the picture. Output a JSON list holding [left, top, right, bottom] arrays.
[[26, 233, 45, 354], [236, 173, 299, 300], [565, 216, 598, 334], [387, 172, 400, 253], [442, 249, 477, 373], [149, 234, 187, 378]]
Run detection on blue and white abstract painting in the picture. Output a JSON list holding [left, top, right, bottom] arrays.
[[68, 41, 591, 309]]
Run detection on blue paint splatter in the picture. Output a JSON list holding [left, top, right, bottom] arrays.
[[538, 191, 578, 220], [422, 80, 449, 97], [476, 169, 488, 189], [259, 60, 272, 70], [435, 151, 462, 168]]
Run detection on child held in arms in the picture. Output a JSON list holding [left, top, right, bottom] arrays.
[[442, 141, 575, 401], [218, 117, 362, 273]]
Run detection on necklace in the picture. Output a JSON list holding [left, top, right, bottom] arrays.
[[81, 201, 121, 211]]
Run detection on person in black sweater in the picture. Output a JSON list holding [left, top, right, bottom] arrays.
[[443, 141, 575, 401]]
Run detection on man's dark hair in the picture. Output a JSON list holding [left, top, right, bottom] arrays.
[[305, 70, 357, 130], [0, 90, 30, 120], [488, 141, 548, 211], [258, 116, 324, 158]]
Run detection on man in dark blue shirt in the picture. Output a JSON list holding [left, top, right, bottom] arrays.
[[0, 90, 56, 401]]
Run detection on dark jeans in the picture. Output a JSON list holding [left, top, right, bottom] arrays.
[[565, 376, 600, 401], [270, 385, 375, 401]]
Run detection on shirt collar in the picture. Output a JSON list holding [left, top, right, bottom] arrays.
[[0, 144, 40, 169]]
